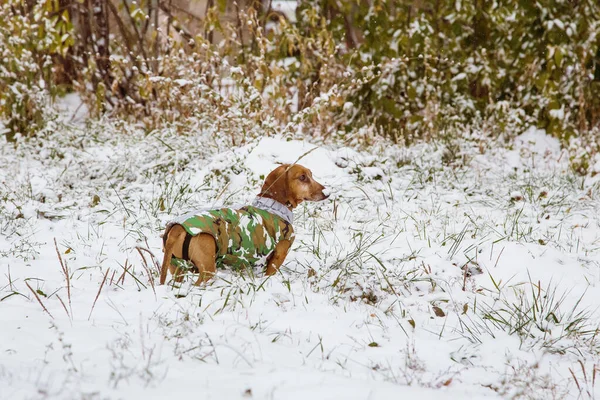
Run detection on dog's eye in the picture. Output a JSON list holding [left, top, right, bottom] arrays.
[[299, 174, 307, 182]]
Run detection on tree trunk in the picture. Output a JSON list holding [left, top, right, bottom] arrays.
[[93, 0, 112, 89]]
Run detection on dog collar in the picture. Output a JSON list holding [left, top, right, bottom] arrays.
[[252, 197, 293, 225]]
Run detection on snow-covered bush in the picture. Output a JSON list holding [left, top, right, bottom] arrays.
[[79, 4, 348, 141], [2, 0, 600, 151], [341, 0, 600, 143], [0, 0, 72, 140]]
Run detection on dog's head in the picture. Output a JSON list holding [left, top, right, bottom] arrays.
[[260, 164, 329, 209]]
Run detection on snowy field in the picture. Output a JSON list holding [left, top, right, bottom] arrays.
[[1, 117, 600, 399]]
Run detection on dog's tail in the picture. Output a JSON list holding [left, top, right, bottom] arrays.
[[159, 243, 174, 285], [159, 224, 176, 285]]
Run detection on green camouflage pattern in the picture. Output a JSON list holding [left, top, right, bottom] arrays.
[[172, 206, 294, 270]]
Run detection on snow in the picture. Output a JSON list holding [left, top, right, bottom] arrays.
[[174, 78, 193, 87], [549, 105, 566, 121], [1, 121, 599, 399], [271, 1, 298, 23], [497, 126, 564, 170], [515, 126, 562, 155], [452, 73, 467, 82], [53, 93, 89, 124]]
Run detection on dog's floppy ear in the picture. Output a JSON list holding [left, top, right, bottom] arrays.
[[260, 164, 289, 204]]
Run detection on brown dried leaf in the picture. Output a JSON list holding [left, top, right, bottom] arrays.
[[432, 306, 446, 317]]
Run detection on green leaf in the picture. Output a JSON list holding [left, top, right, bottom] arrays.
[[554, 48, 563, 67]]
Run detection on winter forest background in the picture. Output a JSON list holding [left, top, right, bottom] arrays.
[[2, 1, 600, 399]]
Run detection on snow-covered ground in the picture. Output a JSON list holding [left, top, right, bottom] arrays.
[[1, 119, 599, 399]]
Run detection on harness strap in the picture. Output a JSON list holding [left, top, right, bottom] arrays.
[[182, 232, 192, 261]]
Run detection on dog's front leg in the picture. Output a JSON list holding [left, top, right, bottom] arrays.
[[265, 239, 292, 276]]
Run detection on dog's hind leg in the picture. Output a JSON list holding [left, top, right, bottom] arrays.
[[160, 224, 187, 285], [188, 233, 217, 285]]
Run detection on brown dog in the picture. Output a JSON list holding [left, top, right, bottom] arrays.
[[159, 164, 328, 285]]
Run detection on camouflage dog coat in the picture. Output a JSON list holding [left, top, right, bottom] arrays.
[[167, 197, 294, 270]]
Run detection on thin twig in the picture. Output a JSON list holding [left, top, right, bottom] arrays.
[[569, 367, 582, 393], [105, 0, 144, 74], [54, 238, 71, 312], [213, 181, 231, 203], [234, 2, 246, 65], [57, 295, 71, 320], [136, 247, 156, 297], [144, 237, 162, 273], [7, 265, 14, 291], [153, 0, 159, 73], [25, 281, 54, 319], [117, 259, 130, 285], [118, 259, 148, 290], [120, 0, 151, 68], [167, 0, 204, 21], [157, 2, 195, 45], [88, 268, 110, 321]]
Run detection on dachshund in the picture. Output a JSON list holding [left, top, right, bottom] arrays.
[[159, 164, 328, 285]]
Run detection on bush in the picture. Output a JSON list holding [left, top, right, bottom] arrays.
[[0, 0, 72, 140], [1, 0, 600, 148], [342, 0, 600, 142]]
